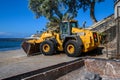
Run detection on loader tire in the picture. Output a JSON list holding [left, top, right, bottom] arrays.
[[65, 40, 81, 57], [40, 40, 55, 55]]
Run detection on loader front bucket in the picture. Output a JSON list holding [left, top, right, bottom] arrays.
[[21, 41, 40, 56]]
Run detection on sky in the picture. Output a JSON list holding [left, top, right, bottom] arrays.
[[0, 0, 114, 38]]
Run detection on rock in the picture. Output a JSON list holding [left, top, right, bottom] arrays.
[[84, 72, 102, 80]]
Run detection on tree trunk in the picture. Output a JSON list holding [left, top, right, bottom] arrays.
[[90, 0, 98, 23]]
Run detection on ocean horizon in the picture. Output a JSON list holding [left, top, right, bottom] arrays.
[[0, 38, 24, 51]]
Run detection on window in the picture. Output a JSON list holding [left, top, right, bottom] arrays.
[[62, 22, 68, 34], [70, 22, 78, 28]]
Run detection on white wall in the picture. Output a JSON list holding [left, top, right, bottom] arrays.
[[115, 1, 120, 19]]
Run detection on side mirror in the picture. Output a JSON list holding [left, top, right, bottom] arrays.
[[40, 31, 43, 33]]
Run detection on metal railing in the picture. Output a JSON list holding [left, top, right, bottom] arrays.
[[90, 14, 115, 33]]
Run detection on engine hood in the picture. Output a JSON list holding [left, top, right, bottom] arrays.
[[72, 27, 91, 33]]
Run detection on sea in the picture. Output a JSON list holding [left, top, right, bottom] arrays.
[[0, 38, 24, 51]]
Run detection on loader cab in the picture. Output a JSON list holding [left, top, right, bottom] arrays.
[[60, 20, 78, 39]]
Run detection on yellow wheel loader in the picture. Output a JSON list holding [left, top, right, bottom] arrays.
[[22, 20, 100, 57]]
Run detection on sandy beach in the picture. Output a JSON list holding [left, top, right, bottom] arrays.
[[0, 49, 78, 79], [0, 49, 28, 69], [0, 47, 107, 79]]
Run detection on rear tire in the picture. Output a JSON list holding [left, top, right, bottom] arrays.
[[40, 40, 55, 55], [65, 40, 81, 57]]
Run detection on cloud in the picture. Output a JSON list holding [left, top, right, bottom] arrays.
[[0, 32, 10, 35], [0, 32, 13, 38], [0, 32, 30, 38]]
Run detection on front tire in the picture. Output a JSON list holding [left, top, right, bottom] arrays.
[[40, 40, 55, 55], [65, 40, 81, 57]]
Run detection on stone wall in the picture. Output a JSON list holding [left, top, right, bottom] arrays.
[[85, 58, 120, 78], [103, 25, 117, 50]]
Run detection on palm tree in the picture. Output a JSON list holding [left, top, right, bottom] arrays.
[[46, 13, 74, 31]]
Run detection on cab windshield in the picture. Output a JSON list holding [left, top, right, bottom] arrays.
[[70, 22, 78, 28]]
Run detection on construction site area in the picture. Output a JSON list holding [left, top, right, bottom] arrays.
[[0, 48, 120, 80], [1, 0, 120, 80]]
